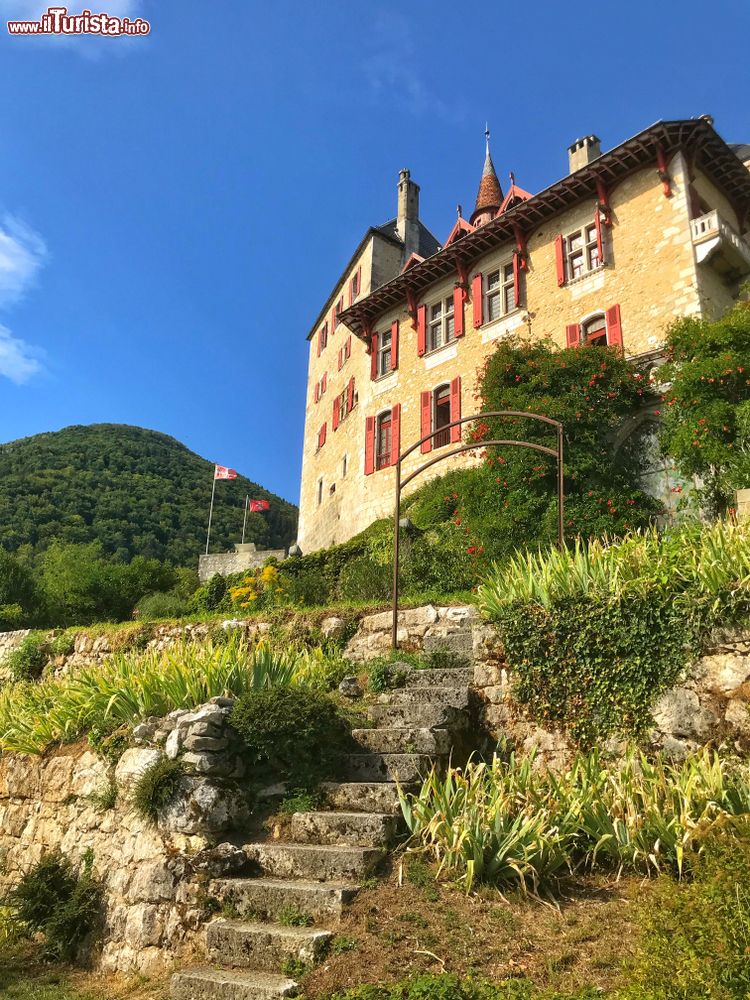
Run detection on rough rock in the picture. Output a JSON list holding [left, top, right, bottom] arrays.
[[338, 676, 364, 699], [114, 748, 164, 791], [158, 775, 249, 835], [321, 616, 347, 639]]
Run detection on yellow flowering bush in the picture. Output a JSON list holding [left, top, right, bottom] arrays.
[[229, 564, 287, 610]]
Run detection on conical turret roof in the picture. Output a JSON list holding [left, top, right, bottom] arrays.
[[473, 132, 503, 216]]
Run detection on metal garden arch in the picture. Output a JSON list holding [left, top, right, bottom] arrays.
[[391, 410, 565, 649]]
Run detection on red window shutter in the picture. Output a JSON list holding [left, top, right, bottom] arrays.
[[513, 252, 521, 308], [331, 306, 336, 333], [453, 286, 465, 337], [357, 265, 362, 295], [420, 390, 432, 454], [337, 348, 342, 371], [566, 323, 581, 348], [364, 416, 376, 475], [346, 335, 352, 359], [555, 235, 566, 286], [332, 397, 339, 431], [606, 304, 623, 351], [450, 376, 462, 443], [390, 320, 399, 371], [391, 403, 401, 466], [316, 330, 321, 357], [322, 372, 327, 393], [314, 382, 319, 403], [417, 305, 427, 356], [472, 273, 483, 328], [347, 376, 355, 412], [594, 208, 605, 265], [370, 333, 379, 380], [348, 279, 353, 307]]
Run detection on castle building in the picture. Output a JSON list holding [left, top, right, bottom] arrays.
[[297, 117, 750, 553]]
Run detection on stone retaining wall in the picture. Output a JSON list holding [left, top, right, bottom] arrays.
[[0, 699, 252, 974]]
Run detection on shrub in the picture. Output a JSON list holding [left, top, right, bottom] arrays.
[[6, 633, 50, 682], [326, 973, 578, 999], [231, 686, 352, 789], [659, 299, 750, 515], [136, 589, 192, 620], [478, 521, 750, 744], [337, 556, 392, 603], [0, 637, 300, 756], [401, 748, 750, 893], [2, 850, 103, 962], [132, 758, 183, 823], [369, 660, 407, 694], [624, 833, 750, 999]]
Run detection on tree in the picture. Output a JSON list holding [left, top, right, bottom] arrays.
[[0, 548, 38, 628], [659, 298, 750, 514], [406, 336, 663, 565]]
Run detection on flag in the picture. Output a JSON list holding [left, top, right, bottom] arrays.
[[214, 465, 238, 480], [248, 499, 270, 512]]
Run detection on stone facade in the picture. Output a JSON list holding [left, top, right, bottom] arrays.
[[0, 698, 253, 975], [198, 543, 287, 583], [299, 119, 750, 554]]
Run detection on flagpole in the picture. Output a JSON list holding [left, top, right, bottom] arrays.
[[205, 472, 217, 555], [241, 495, 249, 545]]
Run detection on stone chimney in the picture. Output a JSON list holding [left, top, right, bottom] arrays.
[[397, 168, 420, 258], [568, 135, 601, 173]]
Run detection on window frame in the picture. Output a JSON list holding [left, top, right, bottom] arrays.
[[433, 383, 452, 449], [375, 409, 393, 471], [426, 294, 456, 354], [582, 311, 608, 347], [565, 223, 602, 281], [377, 329, 392, 378], [485, 260, 517, 323]]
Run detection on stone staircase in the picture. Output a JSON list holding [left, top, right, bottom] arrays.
[[170, 664, 473, 999]]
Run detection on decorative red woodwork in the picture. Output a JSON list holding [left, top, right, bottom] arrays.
[[420, 391, 432, 453], [595, 179, 612, 225], [606, 304, 623, 352], [656, 145, 672, 198], [449, 377, 462, 443], [391, 404, 401, 466], [471, 273, 483, 328], [347, 376, 355, 412], [555, 235, 566, 286], [594, 207, 605, 265], [370, 333, 379, 380], [417, 305, 427, 356], [566, 323, 581, 348], [390, 320, 399, 370], [332, 396, 339, 431], [364, 416, 376, 475], [513, 224, 528, 270], [513, 252, 521, 309], [453, 285, 465, 337]]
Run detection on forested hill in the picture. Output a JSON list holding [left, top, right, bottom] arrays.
[[0, 424, 298, 566]]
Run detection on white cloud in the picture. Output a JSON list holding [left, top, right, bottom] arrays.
[[0, 215, 47, 308], [0, 323, 43, 384]]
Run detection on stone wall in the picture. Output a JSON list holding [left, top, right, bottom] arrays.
[[347, 605, 750, 764], [198, 543, 287, 583], [0, 629, 31, 684], [0, 699, 252, 974]]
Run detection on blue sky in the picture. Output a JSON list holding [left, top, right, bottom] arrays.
[[0, 0, 747, 505]]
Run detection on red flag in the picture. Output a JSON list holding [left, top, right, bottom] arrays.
[[248, 499, 270, 512], [214, 465, 238, 480]]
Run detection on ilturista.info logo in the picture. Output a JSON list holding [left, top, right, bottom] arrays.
[[7, 6, 151, 35]]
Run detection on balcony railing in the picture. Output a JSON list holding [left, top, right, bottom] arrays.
[[690, 210, 750, 275]]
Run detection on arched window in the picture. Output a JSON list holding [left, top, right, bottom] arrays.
[[376, 410, 392, 470], [433, 384, 452, 449], [583, 313, 607, 347]]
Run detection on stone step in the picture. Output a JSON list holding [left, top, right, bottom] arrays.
[[210, 877, 359, 923], [344, 752, 433, 783], [207, 919, 331, 972], [367, 701, 468, 730], [404, 667, 474, 688], [421, 631, 474, 659], [320, 781, 412, 815], [290, 810, 400, 848], [171, 966, 298, 1000], [352, 726, 452, 755], [244, 842, 383, 882], [385, 686, 470, 708]]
